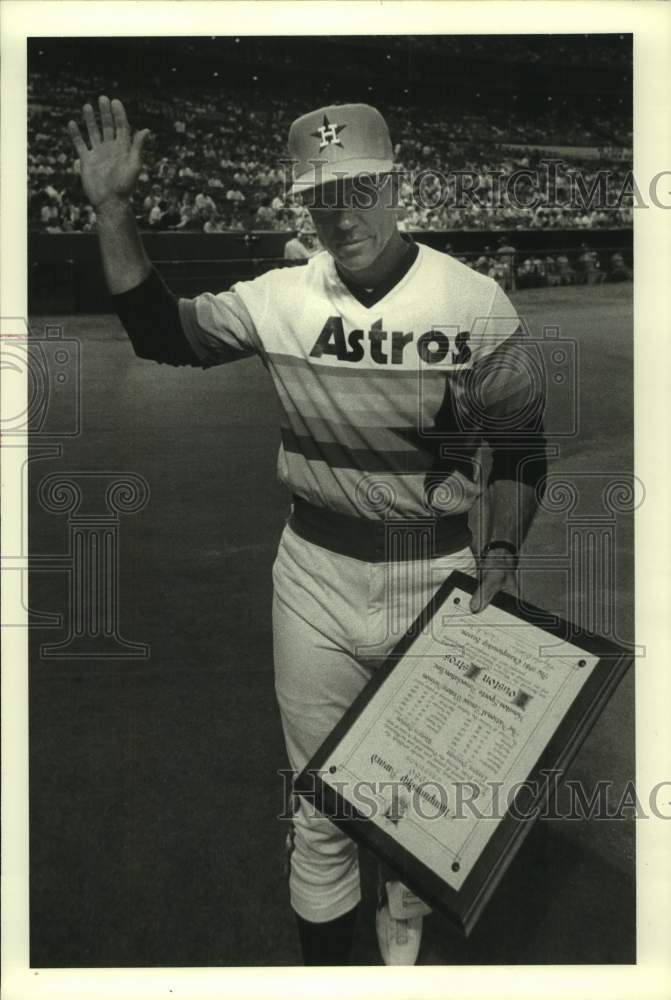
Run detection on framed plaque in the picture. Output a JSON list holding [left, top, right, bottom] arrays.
[[294, 570, 633, 937]]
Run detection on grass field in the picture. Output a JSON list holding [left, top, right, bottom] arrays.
[[27, 282, 634, 967]]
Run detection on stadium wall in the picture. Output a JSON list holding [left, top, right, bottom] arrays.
[[28, 229, 633, 314]]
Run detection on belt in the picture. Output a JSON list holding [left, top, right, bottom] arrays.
[[288, 494, 472, 563]]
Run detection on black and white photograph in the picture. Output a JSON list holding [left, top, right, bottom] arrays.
[[1, 2, 670, 998]]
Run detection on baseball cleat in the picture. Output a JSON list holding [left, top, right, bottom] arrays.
[[376, 879, 429, 965]]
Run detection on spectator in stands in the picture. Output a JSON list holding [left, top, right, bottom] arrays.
[[226, 185, 246, 205], [255, 197, 277, 228], [81, 205, 97, 232], [594, 253, 607, 284], [607, 251, 632, 282], [516, 257, 536, 289], [202, 206, 224, 233], [147, 200, 163, 228], [475, 247, 493, 275], [194, 191, 217, 214], [576, 243, 600, 285], [284, 224, 321, 261], [555, 253, 575, 285], [532, 255, 546, 284], [28, 64, 633, 238], [545, 255, 560, 287], [175, 202, 201, 231], [488, 257, 508, 287], [142, 186, 162, 217], [226, 203, 247, 231], [159, 197, 182, 229], [495, 237, 516, 290]]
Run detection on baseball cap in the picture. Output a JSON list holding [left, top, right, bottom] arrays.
[[288, 103, 393, 194]]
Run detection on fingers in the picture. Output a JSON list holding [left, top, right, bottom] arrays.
[[131, 128, 151, 159], [82, 103, 101, 146], [469, 569, 507, 614], [98, 95, 115, 141], [110, 98, 130, 137], [69, 96, 132, 154], [470, 583, 492, 615], [67, 120, 88, 158]]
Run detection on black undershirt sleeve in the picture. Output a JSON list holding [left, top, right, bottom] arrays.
[[475, 330, 549, 498], [111, 267, 202, 367], [487, 418, 548, 498]]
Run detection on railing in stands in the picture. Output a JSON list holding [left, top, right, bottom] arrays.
[[28, 230, 633, 314]]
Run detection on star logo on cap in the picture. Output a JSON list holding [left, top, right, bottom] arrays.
[[311, 114, 346, 150]]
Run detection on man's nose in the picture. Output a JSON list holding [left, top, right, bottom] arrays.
[[333, 209, 357, 230]]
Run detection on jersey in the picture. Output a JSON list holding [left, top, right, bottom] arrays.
[[178, 244, 522, 520]]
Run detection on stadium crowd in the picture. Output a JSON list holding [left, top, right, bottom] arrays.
[[373, 33, 631, 67], [28, 68, 633, 236], [449, 240, 633, 289]]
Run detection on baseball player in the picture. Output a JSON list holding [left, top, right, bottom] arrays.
[[68, 97, 547, 966]]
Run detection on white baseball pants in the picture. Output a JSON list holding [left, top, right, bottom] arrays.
[[272, 523, 476, 923]]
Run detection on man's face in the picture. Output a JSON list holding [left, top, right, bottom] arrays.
[[307, 174, 398, 274]]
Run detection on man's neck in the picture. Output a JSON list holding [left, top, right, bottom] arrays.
[[336, 230, 411, 290]]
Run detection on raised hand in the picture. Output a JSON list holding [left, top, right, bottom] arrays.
[[67, 96, 150, 211]]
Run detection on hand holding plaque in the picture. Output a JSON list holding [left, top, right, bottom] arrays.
[[294, 571, 632, 936]]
